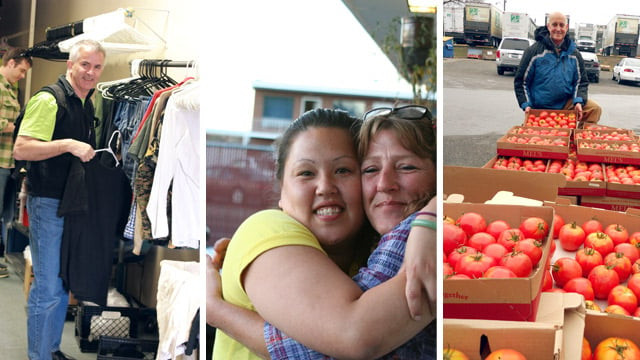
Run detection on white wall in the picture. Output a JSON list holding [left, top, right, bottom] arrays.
[[28, 0, 201, 95]]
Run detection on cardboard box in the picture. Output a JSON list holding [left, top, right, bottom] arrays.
[[443, 203, 554, 321], [576, 139, 640, 165], [574, 128, 636, 142], [497, 133, 570, 160], [583, 310, 640, 356], [579, 195, 640, 212], [444, 165, 566, 204], [507, 126, 571, 138], [606, 181, 640, 199], [482, 155, 549, 172], [524, 109, 578, 129], [550, 160, 607, 197], [443, 292, 585, 360]]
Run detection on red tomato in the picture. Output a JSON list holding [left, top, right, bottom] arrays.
[[575, 247, 604, 278], [633, 258, 640, 275], [497, 228, 525, 251], [500, 250, 533, 277], [588, 264, 620, 300], [455, 253, 495, 279], [552, 213, 565, 239], [447, 274, 471, 280], [467, 231, 497, 251], [542, 269, 553, 291], [519, 216, 549, 241], [594, 337, 640, 360], [628, 273, 640, 300], [608, 285, 638, 315], [485, 219, 512, 240], [483, 243, 509, 261], [585, 232, 614, 257], [444, 223, 467, 256], [552, 257, 583, 288], [447, 246, 478, 269], [456, 212, 487, 238], [443, 347, 470, 360], [630, 231, 640, 246], [514, 238, 543, 266], [604, 251, 632, 282], [582, 337, 592, 360], [483, 265, 518, 278], [444, 262, 454, 278], [558, 222, 586, 251], [563, 277, 595, 301], [582, 218, 603, 235], [485, 349, 527, 360], [604, 223, 630, 246], [604, 304, 631, 316], [614, 242, 640, 265]]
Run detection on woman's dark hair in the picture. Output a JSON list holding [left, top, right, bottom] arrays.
[[275, 108, 362, 182]]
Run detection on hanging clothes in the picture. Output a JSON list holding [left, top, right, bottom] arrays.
[[147, 80, 200, 249], [58, 154, 132, 305]]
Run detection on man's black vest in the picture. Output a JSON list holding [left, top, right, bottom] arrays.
[[26, 75, 97, 199]]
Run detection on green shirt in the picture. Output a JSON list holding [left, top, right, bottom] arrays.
[[0, 73, 20, 168], [18, 91, 57, 141]]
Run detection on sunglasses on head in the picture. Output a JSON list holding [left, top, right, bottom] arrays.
[[363, 105, 434, 124]]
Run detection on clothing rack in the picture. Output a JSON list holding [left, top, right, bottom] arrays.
[[130, 59, 198, 78]]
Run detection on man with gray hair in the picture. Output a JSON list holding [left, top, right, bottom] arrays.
[[14, 39, 106, 360]]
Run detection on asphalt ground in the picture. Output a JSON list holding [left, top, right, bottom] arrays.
[[443, 57, 640, 167]]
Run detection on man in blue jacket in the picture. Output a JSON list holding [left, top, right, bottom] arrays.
[[514, 11, 601, 124]]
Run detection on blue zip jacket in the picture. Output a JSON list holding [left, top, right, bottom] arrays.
[[514, 26, 589, 110]]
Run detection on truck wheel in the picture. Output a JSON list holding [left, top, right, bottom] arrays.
[[594, 75, 599, 83], [497, 67, 504, 75]]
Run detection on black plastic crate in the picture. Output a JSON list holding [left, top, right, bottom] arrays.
[[75, 303, 140, 352], [97, 336, 158, 360]]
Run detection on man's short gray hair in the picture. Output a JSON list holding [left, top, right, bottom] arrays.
[[68, 39, 106, 62]]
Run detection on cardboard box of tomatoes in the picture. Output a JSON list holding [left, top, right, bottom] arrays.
[[496, 132, 571, 160], [443, 202, 555, 321], [443, 292, 585, 360], [582, 310, 640, 359], [523, 109, 578, 129], [576, 139, 640, 165], [444, 165, 566, 204]]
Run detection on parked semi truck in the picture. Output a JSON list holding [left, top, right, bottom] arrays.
[[603, 14, 640, 56], [501, 12, 536, 39], [463, 2, 503, 47], [444, 3, 465, 44], [576, 23, 598, 52]]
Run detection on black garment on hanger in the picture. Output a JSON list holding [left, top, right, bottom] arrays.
[[58, 157, 132, 306]]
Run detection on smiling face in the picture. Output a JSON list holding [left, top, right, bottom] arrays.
[[278, 126, 364, 248], [66, 46, 105, 98], [547, 12, 568, 46], [361, 129, 436, 234]]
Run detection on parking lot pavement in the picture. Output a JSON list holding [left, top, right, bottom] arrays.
[[443, 58, 640, 167]]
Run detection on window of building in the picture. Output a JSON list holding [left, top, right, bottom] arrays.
[[262, 95, 294, 128], [300, 96, 322, 114], [332, 99, 366, 118]]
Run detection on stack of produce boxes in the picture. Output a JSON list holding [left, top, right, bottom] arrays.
[[486, 110, 640, 210]]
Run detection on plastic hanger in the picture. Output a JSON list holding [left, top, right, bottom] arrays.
[[95, 130, 122, 166]]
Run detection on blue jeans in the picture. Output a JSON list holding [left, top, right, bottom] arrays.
[[26, 196, 67, 360]]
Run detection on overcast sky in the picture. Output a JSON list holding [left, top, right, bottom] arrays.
[[486, 0, 640, 26], [205, 0, 412, 132]]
